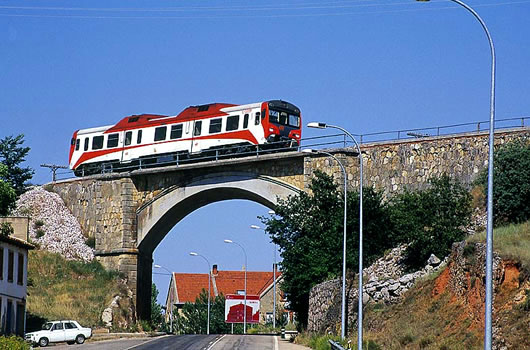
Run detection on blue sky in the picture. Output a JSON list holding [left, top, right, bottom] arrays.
[[1, 0, 529, 304]]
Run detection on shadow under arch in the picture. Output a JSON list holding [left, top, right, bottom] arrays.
[[135, 171, 300, 320]]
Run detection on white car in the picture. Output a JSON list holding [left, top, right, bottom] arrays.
[[25, 320, 92, 347]]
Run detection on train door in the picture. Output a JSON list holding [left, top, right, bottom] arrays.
[[122, 130, 133, 163], [190, 120, 203, 154]]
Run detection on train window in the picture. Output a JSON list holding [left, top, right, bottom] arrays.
[[243, 114, 249, 129], [170, 125, 183, 139], [269, 110, 279, 123], [289, 114, 300, 128], [84, 138, 89, 151], [92, 136, 104, 150], [154, 126, 167, 142], [279, 112, 288, 125], [137, 130, 143, 144], [226, 115, 239, 131], [209, 118, 222, 134], [125, 131, 132, 146], [198, 105, 209, 112], [75, 139, 80, 151], [128, 117, 139, 123], [255, 112, 261, 125], [70, 138, 76, 146], [107, 133, 119, 148], [194, 121, 202, 136]]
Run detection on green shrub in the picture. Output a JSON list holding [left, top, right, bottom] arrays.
[[391, 174, 472, 269], [0, 336, 31, 350], [35, 228, 45, 238], [0, 222, 14, 236], [34, 220, 45, 228], [85, 236, 96, 248], [476, 139, 530, 225]]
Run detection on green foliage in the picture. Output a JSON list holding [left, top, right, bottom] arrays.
[[85, 236, 96, 248], [0, 134, 34, 196], [151, 283, 164, 329], [0, 163, 17, 216], [391, 174, 472, 269], [0, 222, 14, 236], [0, 336, 30, 350], [521, 290, 530, 312], [262, 170, 395, 327], [174, 290, 243, 334], [476, 140, 530, 225]]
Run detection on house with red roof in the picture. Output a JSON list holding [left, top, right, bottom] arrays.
[[164, 264, 285, 325]]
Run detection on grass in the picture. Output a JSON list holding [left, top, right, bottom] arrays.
[[27, 250, 126, 330], [467, 221, 530, 274]]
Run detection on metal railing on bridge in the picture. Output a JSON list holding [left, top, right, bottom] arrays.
[[46, 115, 529, 182]]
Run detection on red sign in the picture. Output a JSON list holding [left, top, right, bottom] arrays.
[[224, 294, 260, 324]]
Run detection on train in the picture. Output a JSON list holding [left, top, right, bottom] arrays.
[[69, 100, 302, 176]]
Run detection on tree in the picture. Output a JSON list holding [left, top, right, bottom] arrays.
[[0, 134, 34, 196], [151, 283, 163, 329], [0, 164, 17, 216], [391, 174, 472, 269], [261, 171, 394, 328], [174, 290, 243, 334], [476, 140, 530, 225]]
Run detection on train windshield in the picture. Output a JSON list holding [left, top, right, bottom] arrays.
[[269, 110, 300, 128]]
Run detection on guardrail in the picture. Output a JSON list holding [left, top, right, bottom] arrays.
[[46, 115, 529, 182], [329, 339, 347, 350]]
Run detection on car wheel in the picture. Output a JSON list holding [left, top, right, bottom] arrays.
[[75, 334, 85, 344], [38, 337, 49, 347]]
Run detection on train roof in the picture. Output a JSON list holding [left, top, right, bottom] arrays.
[[105, 102, 240, 133]]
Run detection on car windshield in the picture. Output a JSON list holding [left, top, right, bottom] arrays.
[[43, 323, 53, 330]]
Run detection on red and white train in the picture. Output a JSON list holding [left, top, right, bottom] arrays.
[[69, 100, 301, 176]]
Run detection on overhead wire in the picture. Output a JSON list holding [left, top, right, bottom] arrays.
[[0, 0, 528, 19]]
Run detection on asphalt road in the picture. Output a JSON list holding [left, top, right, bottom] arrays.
[[42, 334, 282, 350]]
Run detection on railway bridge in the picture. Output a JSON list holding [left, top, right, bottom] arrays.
[[49, 127, 530, 320]]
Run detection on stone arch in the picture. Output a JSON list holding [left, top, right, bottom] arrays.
[[134, 172, 300, 320]]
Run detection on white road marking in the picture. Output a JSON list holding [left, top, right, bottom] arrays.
[[274, 335, 279, 350], [207, 334, 226, 350]]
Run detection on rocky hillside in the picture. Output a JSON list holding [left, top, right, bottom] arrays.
[[307, 222, 530, 350]]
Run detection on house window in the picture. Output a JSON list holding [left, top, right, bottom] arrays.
[[92, 136, 104, 150], [137, 130, 143, 144], [194, 121, 202, 136], [107, 133, 119, 148], [237, 290, 245, 296], [226, 115, 240, 131], [209, 118, 222, 134], [125, 131, 132, 146], [154, 126, 167, 142], [17, 253, 23, 285], [170, 125, 183, 139], [8, 250, 14, 283]]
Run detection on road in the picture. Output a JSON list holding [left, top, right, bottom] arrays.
[[45, 334, 307, 350]]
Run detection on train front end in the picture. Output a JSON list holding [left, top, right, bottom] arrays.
[[261, 100, 301, 149]]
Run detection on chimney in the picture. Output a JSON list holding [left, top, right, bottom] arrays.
[[212, 264, 218, 276]]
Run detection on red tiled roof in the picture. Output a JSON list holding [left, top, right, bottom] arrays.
[[173, 270, 281, 304]]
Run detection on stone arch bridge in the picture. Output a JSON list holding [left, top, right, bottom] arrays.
[[49, 127, 529, 320]]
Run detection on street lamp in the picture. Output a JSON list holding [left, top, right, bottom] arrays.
[[250, 223, 278, 329], [415, 1, 495, 348], [189, 252, 212, 335], [153, 264, 174, 334], [307, 122, 363, 348], [224, 239, 248, 334], [302, 148, 348, 340]]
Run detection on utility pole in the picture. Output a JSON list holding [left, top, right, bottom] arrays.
[[40, 164, 68, 182]]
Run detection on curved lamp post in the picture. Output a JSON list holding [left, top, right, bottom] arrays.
[[153, 264, 174, 333], [189, 252, 212, 335], [416, 1, 495, 348], [302, 148, 348, 340], [224, 239, 248, 334], [251, 219, 278, 329], [307, 123, 363, 347]]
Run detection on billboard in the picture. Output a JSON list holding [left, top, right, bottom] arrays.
[[224, 294, 260, 323]]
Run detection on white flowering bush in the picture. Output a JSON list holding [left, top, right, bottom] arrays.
[[14, 187, 94, 262]]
